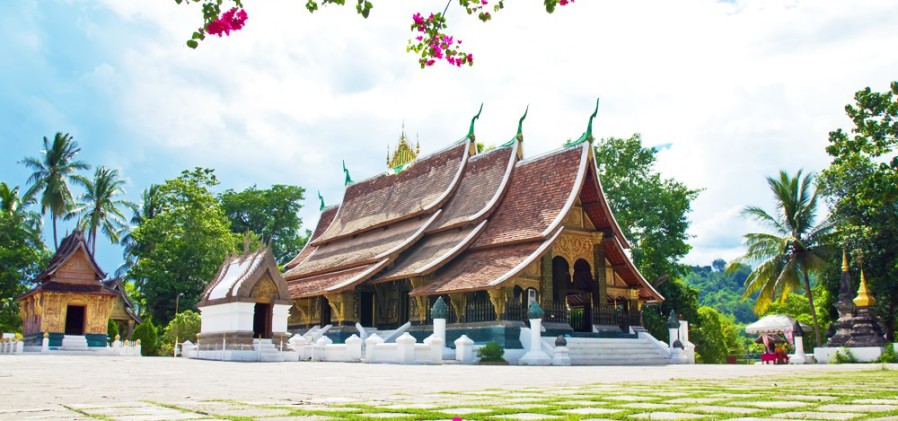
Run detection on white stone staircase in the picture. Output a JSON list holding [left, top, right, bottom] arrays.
[[563, 336, 670, 365], [255, 339, 284, 362], [61, 335, 89, 351]]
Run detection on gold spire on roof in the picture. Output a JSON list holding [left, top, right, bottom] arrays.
[[842, 249, 849, 272], [853, 268, 876, 307], [387, 123, 419, 169]]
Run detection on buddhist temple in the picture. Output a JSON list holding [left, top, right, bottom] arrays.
[[18, 229, 141, 349], [283, 106, 664, 348]]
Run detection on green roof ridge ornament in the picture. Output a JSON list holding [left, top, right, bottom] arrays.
[[565, 98, 600, 147], [501, 105, 528, 148], [431, 296, 449, 320], [317, 191, 325, 211], [527, 300, 544, 320], [342, 160, 353, 186], [464, 103, 484, 142], [666, 309, 681, 329]]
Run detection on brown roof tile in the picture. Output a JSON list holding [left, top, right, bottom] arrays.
[[410, 229, 561, 297], [287, 260, 387, 298], [472, 145, 586, 249], [312, 142, 468, 245], [34, 229, 105, 283], [284, 212, 438, 279], [373, 221, 486, 283], [427, 145, 516, 232], [284, 205, 339, 270]]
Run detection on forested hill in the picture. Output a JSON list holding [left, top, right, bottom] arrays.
[[683, 259, 756, 324]]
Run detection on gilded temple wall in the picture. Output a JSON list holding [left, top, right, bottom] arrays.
[[19, 292, 114, 335]]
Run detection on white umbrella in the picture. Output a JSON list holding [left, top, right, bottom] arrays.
[[745, 315, 812, 335]]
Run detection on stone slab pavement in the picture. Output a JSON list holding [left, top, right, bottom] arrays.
[[0, 355, 895, 420]]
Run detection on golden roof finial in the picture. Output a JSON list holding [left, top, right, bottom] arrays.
[[853, 268, 876, 307], [842, 249, 849, 272], [388, 124, 419, 169]]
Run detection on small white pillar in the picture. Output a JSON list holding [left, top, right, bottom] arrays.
[[397, 332, 416, 363], [454, 335, 475, 363], [313, 336, 332, 361], [365, 333, 384, 362], [345, 334, 362, 361], [519, 318, 552, 365], [16, 340, 24, 353], [41, 333, 49, 353], [790, 321, 807, 364], [181, 340, 195, 358], [433, 318, 446, 345], [423, 335, 444, 363]]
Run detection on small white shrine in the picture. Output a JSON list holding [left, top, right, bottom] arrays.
[[192, 247, 295, 361]]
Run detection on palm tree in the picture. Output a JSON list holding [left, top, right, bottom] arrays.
[[116, 184, 162, 277], [728, 170, 836, 346], [0, 182, 42, 233], [21, 132, 90, 249], [69, 167, 136, 255]]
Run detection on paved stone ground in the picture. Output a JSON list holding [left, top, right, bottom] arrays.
[[0, 355, 896, 420]]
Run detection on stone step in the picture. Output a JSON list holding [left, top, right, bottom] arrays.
[[61, 335, 89, 351]]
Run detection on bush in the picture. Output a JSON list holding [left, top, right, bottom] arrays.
[[832, 347, 858, 364], [159, 310, 201, 357], [875, 345, 897, 363], [130, 318, 159, 356], [107, 319, 119, 341], [477, 341, 505, 362]]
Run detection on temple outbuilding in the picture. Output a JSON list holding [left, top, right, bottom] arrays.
[[197, 247, 293, 351]]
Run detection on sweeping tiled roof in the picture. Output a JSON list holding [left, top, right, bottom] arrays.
[[200, 247, 292, 306], [284, 205, 339, 270], [471, 145, 586, 249], [33, 229, 106, 283], [284, 211, 439, 280], [289, 260, 389, 298], [374, 221, 487, 283], [311, 142, 468, 245], [427, 145, 516, 233], [409, 228, 561, 297], [103, 278, 143, 324]]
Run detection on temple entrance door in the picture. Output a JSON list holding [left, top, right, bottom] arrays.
[[360, 291, 374, 327], [253, 303, 272, 338], [64, 305, 85, 335], [320, 297, 331, 326]]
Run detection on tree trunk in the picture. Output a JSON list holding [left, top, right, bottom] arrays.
[[52, 216, 58, 250], [91, 227, 97, 256], [803, 271, 822, 347]]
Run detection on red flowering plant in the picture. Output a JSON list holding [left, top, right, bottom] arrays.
[[177, 0, 573, 67]]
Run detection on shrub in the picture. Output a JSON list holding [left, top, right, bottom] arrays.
[[832, 347, 858, 364], [477, 341, 505, 362], [107, 318, 119, 341], [875, 345, 897, 363], [130, 318, 159, 356], [159, 311, 201, 357]]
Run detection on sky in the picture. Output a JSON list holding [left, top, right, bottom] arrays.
[[2, 0, 897, 276]]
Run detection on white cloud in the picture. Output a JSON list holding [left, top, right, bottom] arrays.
[[89, 0, 898, 266]]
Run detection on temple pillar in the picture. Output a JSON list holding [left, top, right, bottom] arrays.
[[593, 243, 606, 313], [540, 253, 553, 307], [488, 288, 510, 321], [408, 278, 430, 323], [448, 293, 466, 323]]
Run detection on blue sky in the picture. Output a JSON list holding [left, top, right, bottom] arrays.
[[2, 0, 898, 275]]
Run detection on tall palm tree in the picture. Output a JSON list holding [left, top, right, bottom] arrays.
[[116, 184, 162, 277], [0, 182, 42, 233], [21, 132, 90, 249], [728, 170, 836, 346], [69, 167, 136, 255]]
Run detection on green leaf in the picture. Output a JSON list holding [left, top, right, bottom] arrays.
[[186, 40, 199, 49]]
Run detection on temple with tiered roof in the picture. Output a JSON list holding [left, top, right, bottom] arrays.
[[283, 104, 663, 347]]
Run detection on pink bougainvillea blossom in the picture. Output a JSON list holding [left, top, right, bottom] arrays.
[[206, 7, 248, 37]]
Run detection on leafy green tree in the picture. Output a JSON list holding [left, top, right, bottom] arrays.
[[118, 184, 162, 278], [642, 278, 701, 343], [219, 184, 309, 264], [819, 81, 898, 341], [728, 170, 836, 347], [684, 261, 755, 323], [161, 310, 201, 346], [594, 134, 699, 283], [69, 167, 136, 255], [129, 168, 239, 325], [691, 306, 729, 364], [130, 318, 159, 356], [20, 132, 90, 249], [107, 318, 119, 340], [0, 183, 50, 332]]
